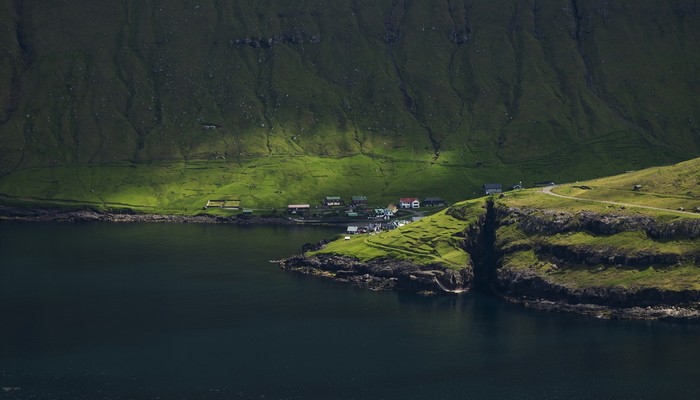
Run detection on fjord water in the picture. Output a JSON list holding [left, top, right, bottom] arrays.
[[2, 223, 700, 399]]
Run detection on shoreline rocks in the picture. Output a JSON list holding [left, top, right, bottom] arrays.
[[0, 205, 302, 225], [279, 254, 473, 294]]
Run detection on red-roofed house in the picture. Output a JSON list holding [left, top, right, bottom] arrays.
[[399, 197, 420, 209]]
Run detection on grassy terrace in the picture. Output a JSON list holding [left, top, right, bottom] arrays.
[[502, 250, 700, 291], [497, 215, 700, 291], [312, 200, 486, 269]]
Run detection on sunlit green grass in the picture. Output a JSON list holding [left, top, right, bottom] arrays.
[[551, 157, 700, 212], [503, 250, 700, 291], [0, 155, 517, 213], [313, 200, 485, 268]]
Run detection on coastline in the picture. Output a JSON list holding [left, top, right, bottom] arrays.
[[281, 253, 700, 321], [0, 204, 350, 226], [7, 202, 700, 321]]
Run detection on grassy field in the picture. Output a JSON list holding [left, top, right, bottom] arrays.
[[548, 157, 700, 212], [0, 154, 521, 213], [313, 200, 485, 269]]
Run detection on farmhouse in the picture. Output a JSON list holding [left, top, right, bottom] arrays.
[[347, 226, 359, 234], [399, 197, 421, 208], [324, 196, 343, 207], [483, 183, 503, 195]]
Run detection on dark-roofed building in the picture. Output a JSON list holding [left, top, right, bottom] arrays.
[[351, 195, 368, 205], [423, 197, 446, 207], [483, 183, 503, 195]]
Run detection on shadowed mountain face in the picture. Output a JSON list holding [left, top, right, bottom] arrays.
[[1, 0, 699, 175]]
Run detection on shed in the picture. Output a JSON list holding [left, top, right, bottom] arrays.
[[288, 204, 310, 212], [483, 183, 503, 195]]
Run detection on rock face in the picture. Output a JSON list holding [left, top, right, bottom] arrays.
[[281, 203, 700, 320], [492, 205, 700, 320], [280, 254, 473, 294]]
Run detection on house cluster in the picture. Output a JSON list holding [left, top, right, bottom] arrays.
[[285, 195, 448, 222]]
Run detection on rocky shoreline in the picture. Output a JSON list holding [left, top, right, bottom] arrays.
[[6, 202, 700, 321], [279, 254, 473, 295], [279, 202, 700, 321], [0, 204, 296, 225]]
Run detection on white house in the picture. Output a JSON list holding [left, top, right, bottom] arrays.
[[399, 197, 420, 208]]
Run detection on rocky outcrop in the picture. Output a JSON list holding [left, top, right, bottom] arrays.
[[496, 265, 700, 320], [495, 266, 700, 308], [506, 206, 700, 239], [280, 254, 473, 294], [493, 204, 700, 320]]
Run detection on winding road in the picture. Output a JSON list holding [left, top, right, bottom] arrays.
[[541, 185, 699, 216]]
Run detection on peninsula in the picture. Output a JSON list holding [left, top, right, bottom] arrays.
[[281, 157, 700, 321]]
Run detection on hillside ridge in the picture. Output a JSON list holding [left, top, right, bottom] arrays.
[[1, 0, 699, 179]]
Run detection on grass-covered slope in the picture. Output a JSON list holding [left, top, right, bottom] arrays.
[[314, 156, 700, 303], [1, 0, 699, 207], [315, 200, 486, 269], [550, 157, 700, 212]]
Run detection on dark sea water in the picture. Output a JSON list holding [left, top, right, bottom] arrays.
[[2, 222, 700, 399]]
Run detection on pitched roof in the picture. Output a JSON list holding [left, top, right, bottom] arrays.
[[483, 183, 502, 189], [424, 197, 444, 202], [400, 197, 419, 203]]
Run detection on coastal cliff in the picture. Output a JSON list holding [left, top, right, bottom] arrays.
[[280, 254, 473, 294], [492, 204, 700, 320], [282, 197, 700, 320]]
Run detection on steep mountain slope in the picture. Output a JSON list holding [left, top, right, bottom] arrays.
[[1, 0, 699, 207]]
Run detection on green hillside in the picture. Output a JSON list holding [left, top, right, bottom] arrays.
[[314, 156, 700, 298], [1, 1, 699, 210]]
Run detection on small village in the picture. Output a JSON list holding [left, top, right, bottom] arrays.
[[204, 181, 544, 235]]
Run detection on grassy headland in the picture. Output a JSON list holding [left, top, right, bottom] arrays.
[[310, 156, 700, 296]]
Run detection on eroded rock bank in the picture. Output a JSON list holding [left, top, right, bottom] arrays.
[[282, 201, 700, 321], [492, 204, 700, 321], [280, 254, 473, 295]]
